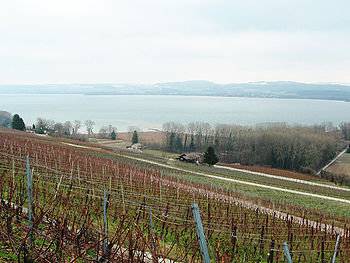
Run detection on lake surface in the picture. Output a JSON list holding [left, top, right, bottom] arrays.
[[1, 94, 350, 131]]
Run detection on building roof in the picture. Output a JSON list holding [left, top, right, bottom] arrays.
[[178, 152, 202, 160]]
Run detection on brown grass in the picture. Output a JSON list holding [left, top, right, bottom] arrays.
[[326, 153, 350, 176], [117, 131, 165, 145], [218, 163, 325, 181]]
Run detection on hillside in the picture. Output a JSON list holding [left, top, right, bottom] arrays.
[[0, 128, 349, 262], [1, 81, 350, 101]]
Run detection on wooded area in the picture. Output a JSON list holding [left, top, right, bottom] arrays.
[[160, 122, 349, 172]]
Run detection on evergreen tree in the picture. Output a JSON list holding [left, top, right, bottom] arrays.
[[132, 130, 139, 144], [175, 135, 183, 152], [203, 146, 219, 166], [189, 135, 195, 151], [11, 114, 25, 131], [111, 130, 116, 140], [168, 132, 175, 151]]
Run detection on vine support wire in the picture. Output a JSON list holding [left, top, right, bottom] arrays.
[[192, 203, 210, 263], [283, 242, 293, 263], [332, 235, 340, 263], [26, 155, 33, 246]]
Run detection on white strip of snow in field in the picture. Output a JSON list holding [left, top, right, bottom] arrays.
[[214, 164, 350, 192]]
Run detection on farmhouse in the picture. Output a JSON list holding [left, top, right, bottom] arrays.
[[126, 143, 143, 151], [177, 152, 202, 163], [131, 143, 143, 149]]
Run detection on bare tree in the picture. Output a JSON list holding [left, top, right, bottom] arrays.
[[36, 118, 55, 131], [47, 119, 55, 130], [98, 126, 109, 139], [340, 122, 350, 140], [36, 118, 47, 130], [85, 120, 95, 135], [108, 125, 117, 134], [128, 126, 140, 133], [63, 121, 73, 135], [53, 122, 64, 136], [163, 122, 184, 134], [73, 120, 82, 134], [0, 111, 12, 128]]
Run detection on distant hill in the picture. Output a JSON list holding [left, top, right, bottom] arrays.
[[1, 81, 350, 101]]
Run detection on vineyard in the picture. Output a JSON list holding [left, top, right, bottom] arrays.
[[0, 129, 350, 262]]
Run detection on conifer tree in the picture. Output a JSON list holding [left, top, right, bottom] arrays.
[[111, 130, 116, 140], [203, 146, 219, 166], [168, 132, 175, 151], [175, 135, 183, 152], [132, 130, 139, 144], [11, 114, 25, 131]]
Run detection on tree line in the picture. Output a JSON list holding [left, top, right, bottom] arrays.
[[34, 118, 117, 140], [1, 110, 349, 172], [161, 121, 348, 172], [0, 111, 118, 141]]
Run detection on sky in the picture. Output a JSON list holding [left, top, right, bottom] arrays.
[[0, 0, 349, 84]]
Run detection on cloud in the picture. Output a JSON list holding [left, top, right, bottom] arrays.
[[0, 0, 349, 84]]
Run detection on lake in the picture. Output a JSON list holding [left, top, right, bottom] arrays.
[[1, 94, 350, 132]]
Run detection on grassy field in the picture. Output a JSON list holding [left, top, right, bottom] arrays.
[[142, 149, 179, 159], [89, 138, 129, 147], [117, 131, 165, 145], [326, 152, 350, 176]]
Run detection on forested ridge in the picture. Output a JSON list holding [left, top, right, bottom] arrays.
[[160, 122, 349, 173]]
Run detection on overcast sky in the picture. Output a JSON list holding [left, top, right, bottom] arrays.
[[1, 0, 349, 84]]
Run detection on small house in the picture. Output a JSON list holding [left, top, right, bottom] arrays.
[[177, 152, 202, 163], [126, 143, 143, 151], [131, 143, 143, 149]]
